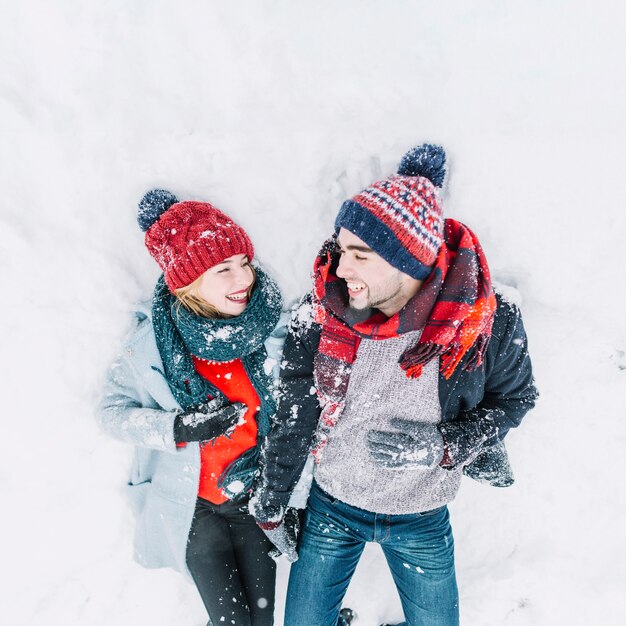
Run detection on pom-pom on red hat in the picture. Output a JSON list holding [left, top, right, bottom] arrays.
[[138, 189, 254, 292]]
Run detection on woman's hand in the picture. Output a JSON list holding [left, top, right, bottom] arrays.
[[173, 398, 246, 444]]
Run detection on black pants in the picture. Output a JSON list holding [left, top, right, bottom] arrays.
[[186, 496, 276, 626]]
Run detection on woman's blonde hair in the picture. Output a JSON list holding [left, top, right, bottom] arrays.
[[173, 265, 257, 319]]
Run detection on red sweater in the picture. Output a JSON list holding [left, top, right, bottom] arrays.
[[191, 356, 260, 504]]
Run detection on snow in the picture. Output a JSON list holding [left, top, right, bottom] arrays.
[[2, 2, 625, 625], [263, 356, 277, 376], [225, 480, 245, 496]]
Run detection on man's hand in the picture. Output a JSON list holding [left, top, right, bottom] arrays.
[[438, 408, 501, 468], [366, 418, 445, 469], [249, 496, 300, 563], [463, 439, 514, 487], [173, 397, 246, 444]]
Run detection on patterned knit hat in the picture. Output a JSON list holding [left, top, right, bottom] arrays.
[[137, 189, 254, 292], [334, 144, 447, 280]]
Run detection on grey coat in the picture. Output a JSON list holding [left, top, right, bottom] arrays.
[[97, 302, 288, 576]]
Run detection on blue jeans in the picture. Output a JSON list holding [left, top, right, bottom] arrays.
[[284, 482, 459, 626]]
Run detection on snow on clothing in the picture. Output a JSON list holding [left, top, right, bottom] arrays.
[[186, 497, 276, 626], [257, 288, 537, 515], [192, 357, 262, 504], [313, 329, 461, 514], [334, 143, 447, 280], [97, 270, 288, 577], [311, 219, 497, 462], [139, 189, 255, 292], [151, 266, 282, 501], [285, 482, 459, 626]]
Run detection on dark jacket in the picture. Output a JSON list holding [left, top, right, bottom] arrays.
[[259, 292, 538, 510]]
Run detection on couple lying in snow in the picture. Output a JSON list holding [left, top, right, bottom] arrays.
[[98, 144, 538, 626]]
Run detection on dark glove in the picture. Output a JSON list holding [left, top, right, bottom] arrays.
[[249, 495, 300, 563], [173, 397, 246, 444], [264, 507, 300, 563], [249, 486, 301, 563], [463, 439, 514, 487], [438, 408, 501, 468], [366, 418, 445, 469]]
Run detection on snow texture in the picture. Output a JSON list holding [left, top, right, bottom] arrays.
[[2, 2, 625, 626]]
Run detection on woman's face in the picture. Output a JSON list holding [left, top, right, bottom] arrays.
[[194, 254, 254, 318]]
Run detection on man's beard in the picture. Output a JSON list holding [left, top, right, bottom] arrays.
[[369, 284, 403, 310], [347, 280, 403, 316]]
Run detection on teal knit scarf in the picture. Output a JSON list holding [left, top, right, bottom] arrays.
[[151, 265, 283, 500]]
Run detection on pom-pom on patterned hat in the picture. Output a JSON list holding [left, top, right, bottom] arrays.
[[335, 144, 447, 280]]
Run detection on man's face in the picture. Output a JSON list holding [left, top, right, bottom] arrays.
[[335, 228, 423, 317]]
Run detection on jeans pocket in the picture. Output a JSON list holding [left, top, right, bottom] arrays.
[[311, 482, 337, 505]]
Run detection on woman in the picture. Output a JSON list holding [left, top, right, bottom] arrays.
[[98, 189, 286, 626]]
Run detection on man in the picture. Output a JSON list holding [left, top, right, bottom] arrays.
[[251, 144, 538, 626]]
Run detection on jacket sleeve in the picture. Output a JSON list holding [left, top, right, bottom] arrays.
[[257, 296, 322, 510], [96, 333, 179, 453], [466, 294, 538, 438]]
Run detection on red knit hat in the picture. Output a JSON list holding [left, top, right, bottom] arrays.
[[138, 189, 254, 292]]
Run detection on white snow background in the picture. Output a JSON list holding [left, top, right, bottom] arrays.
[[2, 1, 625, 625]]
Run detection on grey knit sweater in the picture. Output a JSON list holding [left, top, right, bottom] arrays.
[[314, 330, 463, 514]]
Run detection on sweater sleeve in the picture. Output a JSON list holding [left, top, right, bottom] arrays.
[[469, 295, 539, 437], [257, 295, 322, 509]]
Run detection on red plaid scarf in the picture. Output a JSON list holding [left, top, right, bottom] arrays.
[[311, 219, 497, 460]]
